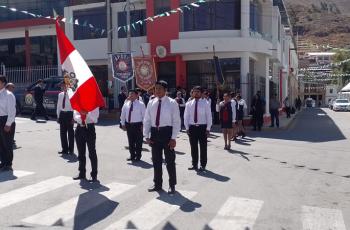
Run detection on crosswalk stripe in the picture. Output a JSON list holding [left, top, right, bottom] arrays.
[[208, 196, 264, 230], [0, 176, 76, 210], [302, 206, 347, 230], [104, 190, 197, 230], [0, 170, 34, 180], [22, 182, 135, 226]]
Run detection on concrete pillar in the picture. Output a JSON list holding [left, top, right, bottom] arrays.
[[241, 0, 250, 37], [265, 57, 270, 116], [25, 29, 31, 67], [240, 52, 249, 104]]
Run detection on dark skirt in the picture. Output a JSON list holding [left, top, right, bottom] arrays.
[[221, 120, 232, 129]]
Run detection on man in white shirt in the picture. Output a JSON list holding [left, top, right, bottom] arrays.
[[143, 80, 181, 195], [0, 75, 16, 171], [121, 89, 146, 162], [184, 86, 212, 172], [57, 82, 74, 155], [73, 108, 99, 182]]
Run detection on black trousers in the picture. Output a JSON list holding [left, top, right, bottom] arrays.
[[285, 106, 291, 118], [0, 116, 14, 167], [188, 125, 207, 168], [253, 111, 264, 130], [126, 122, 143, 159], [32, 102, 48, 119], [59, 111, 74, 153], [270, 109, 279, 127], [150, 127, 176, 188], [75, 124, 97, 178]]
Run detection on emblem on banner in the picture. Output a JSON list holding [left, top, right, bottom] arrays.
[[62, 69, 79, 92]]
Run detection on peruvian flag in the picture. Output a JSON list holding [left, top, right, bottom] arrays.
[[55, 20, 105, 115]]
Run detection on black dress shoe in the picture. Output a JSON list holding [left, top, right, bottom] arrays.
[[126, 157, 135, 161], [58, 151, 68, 154], [68, 152, 74, 155], [0, 164, 4, 169], [188, 166, 198, 171], [73, 175, 86, 180], [198, 167, 206, 172], [168, 186, 176, 195], [148, 185, 162, 192], [134, 158, 141, 162]]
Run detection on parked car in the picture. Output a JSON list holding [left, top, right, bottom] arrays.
[[305, 98, 315, 108], [332, 99, 350, 111], [19, 77, 63, 116]]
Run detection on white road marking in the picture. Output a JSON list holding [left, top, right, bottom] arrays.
[[0, 170, 34, 180], [302, 206, 347, 230], [0, 176, 76, 210], [104, 190, 197, 230], [22, 182, 135, 226], [208, 196, 264, 230]]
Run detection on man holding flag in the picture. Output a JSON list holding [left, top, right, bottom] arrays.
[[55, 20, 105, 182]]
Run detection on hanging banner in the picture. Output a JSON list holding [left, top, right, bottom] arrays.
[[111, 52, 133, 82], [133, 56, 157, 91]]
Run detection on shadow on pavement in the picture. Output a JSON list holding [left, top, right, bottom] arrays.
[[156, 191, 202, 213], [227, 149, 250, 161], [60, 153, 79, 163], [196, 169, 230, 182], [67, 181, 118, 230], [248, 108, 347, 143], [127, 160, 153, 169]]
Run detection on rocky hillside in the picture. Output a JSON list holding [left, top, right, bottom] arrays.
[[285, 0, 350, 48]]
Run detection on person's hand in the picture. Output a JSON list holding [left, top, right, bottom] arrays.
[[168, 139, 176, 150], [206, 130, 210, 138], [4, 125, 11, 133], [122, 125, 126, 131], [186, 130, 190, 135], [80, 110, 88, 115], [146, 138, 154, 145], [71, 119, 75, 125]]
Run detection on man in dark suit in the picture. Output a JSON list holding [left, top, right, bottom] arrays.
[[31, 79, 49, 121]]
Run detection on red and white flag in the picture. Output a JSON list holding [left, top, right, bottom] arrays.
[[55, 21, 105, 115]]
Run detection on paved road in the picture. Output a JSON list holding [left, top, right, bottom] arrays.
[[0, 108, 349, 230]]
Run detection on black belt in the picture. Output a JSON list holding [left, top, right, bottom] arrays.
[[151, 126, 172, 131], [77, 123, 95, 128], [190, 124, 207, 127], [60, 111, 73, 113]]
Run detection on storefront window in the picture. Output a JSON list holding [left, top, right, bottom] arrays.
[[187, 58, 240, 91], [118, 9, 147, 38], [180, 0, 241, 32], [73, 7, 107, 40], [30, 36, 58, 66], [0, 38, 26, 67], [0, 0, 68, 22]]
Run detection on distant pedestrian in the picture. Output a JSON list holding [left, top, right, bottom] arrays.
[[118, 86, 128, 109], [251, 92, 264, 131], [269, 94, 280, 128], [295, 96, 302, 111], [57, 82, 74, 155], [5, 83, 17, 148], [184, 86, 212, 171], [31, 79, 49, 121], [216, 92, 236, 150], [236, 94, 247, 137], [0, 75, 16, 171], [120, 89, 146, 162], [175, 91, 186, 130], [73, 108, 100, 182], [283, 96, 291, 118], [143, 80, 181, 195]]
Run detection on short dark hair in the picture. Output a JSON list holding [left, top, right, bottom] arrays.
[[155, 80, 168, 89], [37, 79, 43, 83], [0, 75, 7, 84], [129, 89, 138, 94], [192, 86, 202, 92]]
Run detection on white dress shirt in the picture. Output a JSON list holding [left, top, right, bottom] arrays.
[[56, 89, 73, 118], [216, 100, 237, 122], [143, 96, 181, 140], [238, 99, 247, 110], [74, 108, 99, 125], [120, 99, 146, 126], [184, 98, 212, 131], [0, 88, 16, 126]]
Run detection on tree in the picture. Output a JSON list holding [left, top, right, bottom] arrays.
[[332, 50, 350, 87]]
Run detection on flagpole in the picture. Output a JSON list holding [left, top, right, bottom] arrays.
[[126, 0, 135, 89], [213, 45, 220, 102]]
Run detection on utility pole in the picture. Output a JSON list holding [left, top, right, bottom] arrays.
[[126, 0, 135, 88]]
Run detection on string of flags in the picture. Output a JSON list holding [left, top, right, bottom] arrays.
[[0, 0, 206, 37]]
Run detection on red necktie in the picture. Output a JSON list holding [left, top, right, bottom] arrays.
[[128, 102, 133, 123], [194, 99, 198, 123], [62, 91, 66, 109], [155, 99, 162, 127]]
